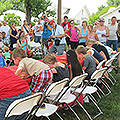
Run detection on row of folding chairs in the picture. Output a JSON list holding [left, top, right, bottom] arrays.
[[4, 52, 119, 120]]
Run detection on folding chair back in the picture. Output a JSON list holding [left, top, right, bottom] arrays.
[[111, 52, 120, 59], [4, 92, 43, 119], [96, 60, 106, 70], [69, 73, 88, 87], [46, 78, 69, 96], [105, 58, 115, 67], [91, 67, 107, 80]]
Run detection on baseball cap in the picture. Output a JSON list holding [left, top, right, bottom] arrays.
[[98, 18, 105, 22], [49, 20, 55, 25]]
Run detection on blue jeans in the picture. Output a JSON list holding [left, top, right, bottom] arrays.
[[34, 36, 41, 43], [108, 40, 118, 51], [50, 44, 65, 55], [0, 89, 32, 120]]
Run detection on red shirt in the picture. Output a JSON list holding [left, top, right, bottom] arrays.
[[0, 67, 30, 99], [61, 21, 71, 36]]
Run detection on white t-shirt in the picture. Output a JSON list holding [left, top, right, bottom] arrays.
[[32, 24, 42, 36], [108, 23, 118, 40], [1, 25, 10, 37]]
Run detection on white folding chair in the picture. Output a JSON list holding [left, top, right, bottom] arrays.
[[33, 78, 69, 120], [4, 92, 43, 120], [70, 73, 104, 120], [46, 77, 83, 120], [96, 59, 106, 70], [105, 57, 116, 85]]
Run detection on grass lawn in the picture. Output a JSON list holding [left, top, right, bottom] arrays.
[[33, 65, 120, 120]]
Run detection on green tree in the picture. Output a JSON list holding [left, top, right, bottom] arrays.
[[13, 0, 56, 23], [107, 0, 120, 6], [0, 0, 13, 15], [4, 13, 21, 27]]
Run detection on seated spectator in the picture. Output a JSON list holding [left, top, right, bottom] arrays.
[[3, 46, 10, 59], [12, 48, 53, 94], [75, 45, 96, 80], [43, 53, 69, 82], [0, 49, 6, 67], [17, 35, 27, 52], [0, 67, 32, 120], [66, 49, 83, 80]]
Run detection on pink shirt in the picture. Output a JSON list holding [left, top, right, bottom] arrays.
[[70, 27, 79, 42]]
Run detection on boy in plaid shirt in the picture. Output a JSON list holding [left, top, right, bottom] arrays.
[[12, 48, 53, 94]]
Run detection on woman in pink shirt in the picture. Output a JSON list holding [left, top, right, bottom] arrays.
[[65, 20, 80, 50]]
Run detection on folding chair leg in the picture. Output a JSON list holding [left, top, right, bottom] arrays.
[[65, 103, 81, 120], [101, 78, 111, 90], [107, 77, 114, 85], [76, 100, 92, 120], [55, 112, 64, 120], [46, 116, 51, 120], [95, 85, 106, 96], [101, 81, 111, 96], [88, 95, 103, 119], [108, 72, 116, 83]]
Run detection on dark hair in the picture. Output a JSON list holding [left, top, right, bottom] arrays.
[[111, 16, 117, 20], [82, 20, 87, 26], [18, 31, 24, 39], [64, 16, 68, 19], [2, 31, 5, 34], [67, 50, 83, 79], [70, 20, 74, 24]]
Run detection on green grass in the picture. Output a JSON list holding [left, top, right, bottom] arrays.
[[33, 66, 120, 120]]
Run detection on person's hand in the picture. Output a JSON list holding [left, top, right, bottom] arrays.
[[49, 35, 55, 38], [15, 36, 17, 39], [101, 34, 106, 37]]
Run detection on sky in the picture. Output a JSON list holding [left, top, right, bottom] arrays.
[[50, 0, 108, 15]]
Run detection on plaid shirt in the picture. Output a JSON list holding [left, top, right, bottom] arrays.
[[30, 69, 53, 94]]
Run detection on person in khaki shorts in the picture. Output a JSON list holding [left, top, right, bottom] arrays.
[[12, 47, 53, 94]]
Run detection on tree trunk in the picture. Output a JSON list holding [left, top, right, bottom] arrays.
[[25, 0, 31, 23]]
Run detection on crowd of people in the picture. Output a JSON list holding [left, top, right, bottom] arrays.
[[0, 15, 120, 119]]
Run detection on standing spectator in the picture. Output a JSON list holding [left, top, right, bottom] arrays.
[[1, 21, 10, 38], [9, 22, 18, 50], [0, 49, 6, 67], [49, 20, 66, 55], [79, 21, 88, 46], [108, 16, 118, 51], [41, 15, 52, 55], [28, 23, 33, 41], [61, 16, 71, 50], [32, 16, 43, 43], [65, 20, 80, 50], [86, 25, 99, 42], [21, 20, 30, 45], [94, 18, 109, 45], [116, 21, 120, 67], [1, 32, 9, 47]]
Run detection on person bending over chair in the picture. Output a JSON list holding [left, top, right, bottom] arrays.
[[75, 45, 96, 80], [43, 53, 69, 82], [12, 48, 53, 94]]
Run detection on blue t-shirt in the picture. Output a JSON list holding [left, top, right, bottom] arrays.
[[21, 42, 27, 52], [42, 24, 52, 39], [0, 56, 6, 67], [79, 28, 88, 43]]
